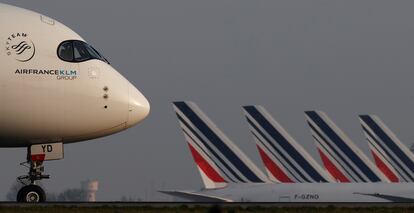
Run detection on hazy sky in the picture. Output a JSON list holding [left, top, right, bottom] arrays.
[[2, 0, 414, 201]]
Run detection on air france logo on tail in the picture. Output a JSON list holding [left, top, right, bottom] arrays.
[[172, 101, 269, 187], [359, 115, 414, 182], [316, 144, 350, 182], [305, 111, 389, 183], [5, 33, 35, 62], [255, 144, 294, 183], [242, 105, 333, 183], [187, 141, 227, 189]]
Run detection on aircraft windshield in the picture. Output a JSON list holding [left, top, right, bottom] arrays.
[[58, 40, 109, 64]]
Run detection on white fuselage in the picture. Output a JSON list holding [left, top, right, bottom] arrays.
[[180, 183, 414, 202], [0, 3, 150, 147]]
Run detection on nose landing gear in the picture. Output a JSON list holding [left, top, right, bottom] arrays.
[[16, 143, 63, 203], [16, 159, 49, 202]]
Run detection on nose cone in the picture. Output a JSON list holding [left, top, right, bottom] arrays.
[[127, 83, 150, 127]]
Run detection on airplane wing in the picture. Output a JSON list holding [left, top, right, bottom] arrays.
[[353, 192, 414, 202]]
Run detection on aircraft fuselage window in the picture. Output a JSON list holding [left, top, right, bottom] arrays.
[[57, 40, 109, 64]]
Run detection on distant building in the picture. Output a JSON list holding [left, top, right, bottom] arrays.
[[81, 180, 99, 202]]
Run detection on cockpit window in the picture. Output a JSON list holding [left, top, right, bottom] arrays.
[[73, 41, 91, 62], [57, 40, 109, 64], [86, 45, 103, 60], [58, 41, 73, 61]]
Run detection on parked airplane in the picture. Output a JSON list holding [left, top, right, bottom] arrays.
[[163, 182, 414, 202], [172, 101, 269, 186], [242, 105, 334, 183], [0, 3, 150, 202], [359, 115, 414, 182], [162, 102, 414, 202], [305, 111, 390, 183]]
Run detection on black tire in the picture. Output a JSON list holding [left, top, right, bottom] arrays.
[[17, 185, 46, 203], [16, 188, 23, 202]]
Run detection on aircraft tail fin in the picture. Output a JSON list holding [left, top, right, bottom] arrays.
[[242, 105, 333, 183], [186, 141, 228, 189], [316, 145, 351, 182], [359, 115, 414, 182], [255, 143, 294, 183], [305, 110, 389, 183], [173, 101, 269, 189]]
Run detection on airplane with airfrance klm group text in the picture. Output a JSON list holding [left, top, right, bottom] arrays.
[[0, 3, 150, 202]]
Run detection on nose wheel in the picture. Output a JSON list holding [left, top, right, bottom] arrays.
[[16, 185, 46, 203], [16, 146, 53, 203]]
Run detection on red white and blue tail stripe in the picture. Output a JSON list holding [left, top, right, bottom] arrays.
[[359, 115, 414, 182], [173, 101, 269, 189], [305, 111, 389, 183], [243, 105, 334, 183], [187, 139, 228, 189]]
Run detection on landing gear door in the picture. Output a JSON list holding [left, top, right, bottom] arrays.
[[30, 142, 63, 161]]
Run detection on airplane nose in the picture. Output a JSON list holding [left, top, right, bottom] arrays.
[[127, 83, 150, 127]]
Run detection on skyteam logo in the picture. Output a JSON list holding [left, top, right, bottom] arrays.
[[5, 33, 35, 62]]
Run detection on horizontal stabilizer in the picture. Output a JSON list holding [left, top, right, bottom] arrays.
[[354, 192, 414, 202], [159, 190, 232, 202]]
